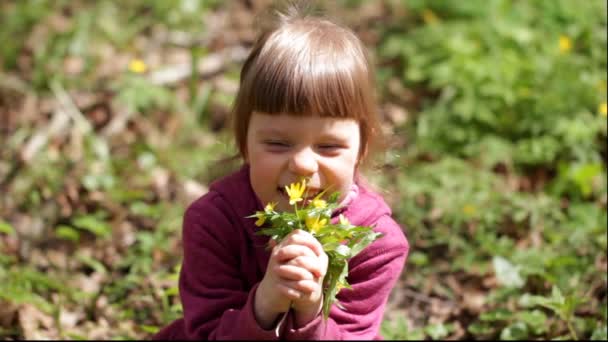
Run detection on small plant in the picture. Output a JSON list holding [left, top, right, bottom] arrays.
[[520, 286, 586, 340], [249, 179, 383, 319]]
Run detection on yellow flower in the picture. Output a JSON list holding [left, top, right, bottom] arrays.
[[336, 281, 347, 292], [264, 202, 277, 212], [255, 202, 276, 226], [559, 35, 572, 54], [463, 204, 477, 216], [422, 9, 439, 25], [600, 102, 607, 117], [338, 214, 350, 226], [128, 59, 147, 73], [305, 215, 327, 234], [312, 198, 327, 209], [285, 179, 306, 205], [255, 213, 266, 227]]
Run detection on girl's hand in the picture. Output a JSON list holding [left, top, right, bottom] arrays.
[[254, 229, 327, 328], [288, 232, 328, 326]]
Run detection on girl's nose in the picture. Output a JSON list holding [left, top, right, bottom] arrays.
[[288, 148, 318, 176]]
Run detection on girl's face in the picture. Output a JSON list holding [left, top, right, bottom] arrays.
[[246, 112, 361, 212]]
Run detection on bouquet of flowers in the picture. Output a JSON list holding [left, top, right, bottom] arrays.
[[248, 179, 383, 319]]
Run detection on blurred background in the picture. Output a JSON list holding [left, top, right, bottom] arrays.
[[0, 0, 606, 339]]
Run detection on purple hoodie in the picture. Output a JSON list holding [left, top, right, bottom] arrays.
[[153, 165, 409, 340]]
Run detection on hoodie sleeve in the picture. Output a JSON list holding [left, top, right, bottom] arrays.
[[282, 215, 409, 340], [178, 193, 281, 340]]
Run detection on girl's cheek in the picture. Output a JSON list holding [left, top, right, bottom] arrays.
[[262, 152, 288, 164]]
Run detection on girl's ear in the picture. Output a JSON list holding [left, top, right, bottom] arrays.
[[241, 139, 249, 162], [358, 143, 368, 166]]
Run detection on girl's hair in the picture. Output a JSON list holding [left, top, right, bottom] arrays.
[[231, 1, 383, 167]]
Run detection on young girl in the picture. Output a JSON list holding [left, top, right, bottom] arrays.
[[154, 2, 409, 340]]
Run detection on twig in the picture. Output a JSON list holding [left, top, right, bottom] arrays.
[[20, 106, 71, 163], [0, 73, 29, 94], [50, 80, 92, 134], [148, 46, 249, 86], [101, 103, 133, 138], [567, 320, 578, 340]]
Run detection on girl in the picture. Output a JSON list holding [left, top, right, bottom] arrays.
[[154, 2, 409, 340]]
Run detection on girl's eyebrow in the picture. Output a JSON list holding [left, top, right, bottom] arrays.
[[256, 128, 351, 142], [318, 132, 350, 142], [256, 128, 289, 137]]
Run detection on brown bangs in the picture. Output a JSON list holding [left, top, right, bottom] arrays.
[[245, 25, 371, 121], [232, 14, 381, 162]]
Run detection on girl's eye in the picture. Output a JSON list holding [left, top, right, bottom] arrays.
[[264, 140, 291, 151], [317, 144, 343, 154]]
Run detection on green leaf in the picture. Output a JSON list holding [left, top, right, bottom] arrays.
[[322, 259, 349, 319], [321, 240, 342, 252], [335, 244, 351, 257], [591, 325, 608, 340], [517, 310, 547, 334], [328, 192, 340, 202], [77, 254, 107, 275], [55, 225, 81, 242], [425, 323, 452, 340], [500, 322, 529, 340], [408, 251, 429, 266], [493, 256, 525, 288], [480, 308, 513, 321], [0, 220, 15, 235], [348, 231, 382, 257], [468, 321, 495, 336], [382, 314, 426, 340], [72, 215, 112, 239], [141, 325, 160, 334]]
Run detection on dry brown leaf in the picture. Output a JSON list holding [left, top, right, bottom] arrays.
[[59, 309, 82, 330], [384, 103, 409, 126], [46, 249, 69, 269], [462, 288, 486, 315], [76, 272, 105, 294], [19, 304, 57, 340], [47, 13, 72, 33], [63, 56, 85, 76], [116, 221, 137, 249], [0, 300, 18, 327], [429, 298, 454, 324], [84, 318, 111, 340]]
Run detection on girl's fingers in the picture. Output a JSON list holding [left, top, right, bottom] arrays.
[[290, 279, 318, 294], [274, 244, 316, 262], [276, 283, 303, 300], [276, 279, 318, 298], [285, 256, 324, 278], [281, 230, 324, 256], [275, 264, 315, 281]]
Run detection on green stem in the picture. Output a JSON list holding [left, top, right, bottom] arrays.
[[294, 202, 304, 230], [189, 46, 200, 106], [567, 319, 578, 340]]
